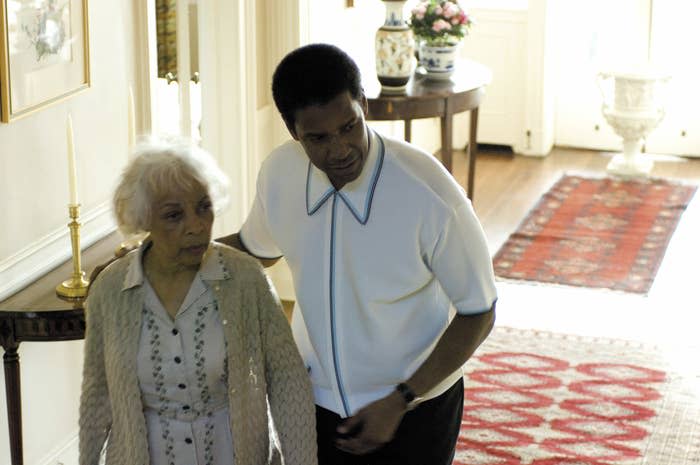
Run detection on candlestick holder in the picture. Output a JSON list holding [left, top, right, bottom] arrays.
[[56, 204, 90, 298]]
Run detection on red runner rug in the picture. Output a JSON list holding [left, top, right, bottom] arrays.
[[456, 327, 700, 465], [492, 175, 697, 293]]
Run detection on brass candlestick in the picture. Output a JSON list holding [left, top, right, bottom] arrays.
[[56, 204, 90, 298]]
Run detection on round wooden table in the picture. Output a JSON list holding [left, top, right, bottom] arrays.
[[364, 59, 492, 200]]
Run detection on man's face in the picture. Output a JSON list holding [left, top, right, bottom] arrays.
[[290, 91, 370, 191]]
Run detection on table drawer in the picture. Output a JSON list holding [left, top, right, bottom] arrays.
[[367, 98, 445, 120]]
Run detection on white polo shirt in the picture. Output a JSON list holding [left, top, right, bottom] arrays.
[[241, 128, 497, 417]]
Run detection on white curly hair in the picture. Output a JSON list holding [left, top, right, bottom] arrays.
[[113, 137, 230, 235]]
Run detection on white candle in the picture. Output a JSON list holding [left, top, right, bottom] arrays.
[[127, 86, 136, 149], [67, 114, 78, 205]]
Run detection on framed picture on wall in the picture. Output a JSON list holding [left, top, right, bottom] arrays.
[[0, 0, 90, 123]]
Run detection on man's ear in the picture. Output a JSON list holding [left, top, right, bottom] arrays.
[[360, 92, 368, 117], [284, 119, 299, 141]]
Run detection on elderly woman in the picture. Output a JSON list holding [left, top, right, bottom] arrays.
[[79, 140, 317, 465]]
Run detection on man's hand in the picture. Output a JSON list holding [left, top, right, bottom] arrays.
[[215, 232, 281, 268], [334, 390, 407, 455], [87, 243, 135, 291]]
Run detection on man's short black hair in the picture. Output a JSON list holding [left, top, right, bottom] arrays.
[[272, 43, 363, 129]]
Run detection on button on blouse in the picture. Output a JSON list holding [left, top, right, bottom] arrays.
[[136, 251, 233, 465]]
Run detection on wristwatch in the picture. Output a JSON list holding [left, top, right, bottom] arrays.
[[395, 382, 422, 410]]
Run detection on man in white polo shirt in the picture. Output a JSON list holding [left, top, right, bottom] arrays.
[[219, 44, 497, 465]]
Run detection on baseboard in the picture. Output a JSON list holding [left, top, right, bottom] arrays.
[[0, 201, 117, 301]]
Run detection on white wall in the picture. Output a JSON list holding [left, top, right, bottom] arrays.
[[0, 1, 140, 463]]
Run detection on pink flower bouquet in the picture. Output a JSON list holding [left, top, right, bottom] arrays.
[[409, 0, 473, 46]]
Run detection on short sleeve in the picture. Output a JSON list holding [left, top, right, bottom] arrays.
[[429, 201, 497, 314], [240, 170, 283, 259]]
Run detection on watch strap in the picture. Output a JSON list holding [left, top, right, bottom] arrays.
[[395, 382, 417, 407]]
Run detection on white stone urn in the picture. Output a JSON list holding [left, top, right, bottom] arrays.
[[598, 67, 671, 176]]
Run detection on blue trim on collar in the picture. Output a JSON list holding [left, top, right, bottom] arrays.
[[306, 162, 336, 215], [305, 132, 386, 224], [337, 136, 385, 225]]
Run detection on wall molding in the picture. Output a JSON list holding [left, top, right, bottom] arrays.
[[0, 202, 117, 301], [36, 432, 79, 465]]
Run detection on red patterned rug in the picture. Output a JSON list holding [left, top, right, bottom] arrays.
[[456, 327, 700, 465], [492, 175, 697, 293]]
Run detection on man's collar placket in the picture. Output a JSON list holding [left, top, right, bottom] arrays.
[[305, 128, 385, 224]]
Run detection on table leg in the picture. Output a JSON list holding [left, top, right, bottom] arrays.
[[440, 114, 453, 173], [403, 119, 412, 142], [3, 345, 23, 465], [467, 107, 479, 200]]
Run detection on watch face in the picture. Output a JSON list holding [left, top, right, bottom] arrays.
[[396, 382, 418, 408]]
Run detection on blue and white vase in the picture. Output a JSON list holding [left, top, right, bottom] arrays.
[[420, 43, 459, 80], [375, 0, 415, 94]]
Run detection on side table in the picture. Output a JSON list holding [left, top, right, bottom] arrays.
[[0, 232, 120, 465], [364, 59, 492, 200], [0, 301, 86, 465]]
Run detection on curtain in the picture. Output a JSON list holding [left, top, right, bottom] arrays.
[[156, 0, 177, 78]]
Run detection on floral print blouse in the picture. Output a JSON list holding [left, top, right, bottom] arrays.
[[134, 247, 235, 465]]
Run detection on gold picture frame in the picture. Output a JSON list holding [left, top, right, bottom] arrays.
[[0, 0, 90, 123]]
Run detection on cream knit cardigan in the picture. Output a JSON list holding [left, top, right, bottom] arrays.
[[79, 243, 317, 465]]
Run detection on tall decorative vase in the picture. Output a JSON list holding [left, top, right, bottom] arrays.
[[420, 42, 459, 80], [375, 0, 415, 94], [598, 68, 671, 177]]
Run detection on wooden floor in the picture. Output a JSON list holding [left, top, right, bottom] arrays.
[[451, 146, 700, 354], [452, 145, 700, 253]]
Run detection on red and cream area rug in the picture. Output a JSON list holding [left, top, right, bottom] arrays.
[[456, 327, 700, 465], [492, 175, 697, 294]]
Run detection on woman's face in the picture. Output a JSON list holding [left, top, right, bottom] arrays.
[[147, 178, 214, 270]]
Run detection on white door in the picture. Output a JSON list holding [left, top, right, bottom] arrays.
[[146, 0, 201, 141], [553, 0, 651, 152], [644, 0, 700, 157], [141, 0, 258, 231], [553, 0, 700, 157]]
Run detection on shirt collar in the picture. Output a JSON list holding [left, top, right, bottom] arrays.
[[305, 128, 385, 224], [122, 241, 229, 291]]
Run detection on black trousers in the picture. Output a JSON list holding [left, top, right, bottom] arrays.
[[316, 379, 464, 465]]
